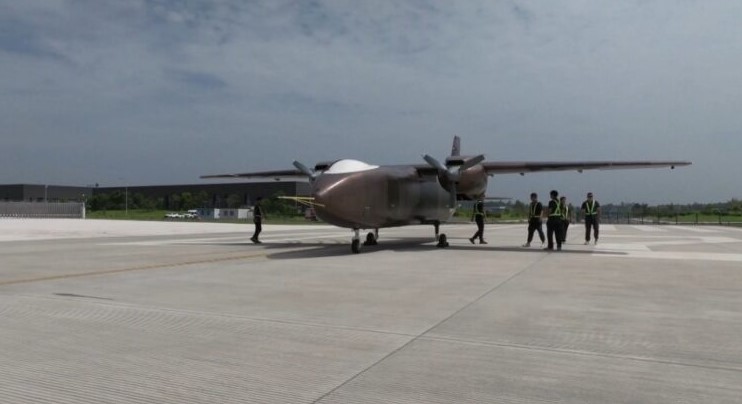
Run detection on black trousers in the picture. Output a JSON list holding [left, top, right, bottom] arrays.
[[546, 216, 563, 249], [561, 220, 569, 242], [585, 216, 599, 241], [527, 218, 545, 243], [471, 215, 485, 242], [252, 220, 262, 240]]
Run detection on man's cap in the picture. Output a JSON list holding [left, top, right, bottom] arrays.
[[587, 192, 593, 197]]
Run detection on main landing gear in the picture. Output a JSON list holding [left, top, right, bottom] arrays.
[[350, 225, 448, 253], [351, 228, 379, 253], [434, 221, 449, 248], [351, 229, 361, 254], [363, 229, 378, 246]]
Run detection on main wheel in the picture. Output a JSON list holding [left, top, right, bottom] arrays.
[[364, 231, 377, 246], [436, 233, 449, 248], [351, 239, 361, 254]]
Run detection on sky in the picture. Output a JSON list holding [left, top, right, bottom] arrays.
[[1, 0, 740, 204]]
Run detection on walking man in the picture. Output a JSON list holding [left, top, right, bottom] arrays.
[[522, 192, 545, 247], [560, 196, 570, 243], [469, 196, 487, 244], [581, 192, 600, 245], [545, 190, 563, 251], [251, 196, 264, 244]]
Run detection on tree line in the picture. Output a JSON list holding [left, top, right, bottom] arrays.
[[87, 191, 302, 216]]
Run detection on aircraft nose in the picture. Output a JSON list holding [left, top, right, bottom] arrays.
[[312, 176, 364, 227]]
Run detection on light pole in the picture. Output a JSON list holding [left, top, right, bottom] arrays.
[[44, 185, 48, 203], [125, 185, 128, 216]]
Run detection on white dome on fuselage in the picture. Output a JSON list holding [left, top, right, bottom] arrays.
[[325, 159, 379, 174]]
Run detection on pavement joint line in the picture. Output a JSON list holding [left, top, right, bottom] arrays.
[[311, 252, 552, 403], [420, 335, 742, 374], [0, 252, 270, 287], [18, 293, 420, 339]]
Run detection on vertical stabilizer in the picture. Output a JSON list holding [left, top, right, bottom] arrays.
[[451, 135, 460, 157]]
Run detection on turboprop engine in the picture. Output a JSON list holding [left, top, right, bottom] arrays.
[[423, 154, 488, 204]]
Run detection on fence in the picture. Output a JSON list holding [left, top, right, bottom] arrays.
[[597, 210, 742, 226], [0, 202, 86, 219]]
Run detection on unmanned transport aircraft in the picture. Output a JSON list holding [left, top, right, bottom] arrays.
[[202, 137, 690, 253]]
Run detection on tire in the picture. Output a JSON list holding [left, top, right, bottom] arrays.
[[364, 232, 377, 246]]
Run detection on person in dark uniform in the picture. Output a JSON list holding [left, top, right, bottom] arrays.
[[560, 196, 570, 243], [545, 190, 563, 251], [522, 192, 545, 247], [469, 196, 487, 244], [250, 196, 264, 244], [581, 192, 600, 245]]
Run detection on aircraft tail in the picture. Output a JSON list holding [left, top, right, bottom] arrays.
[[445, 135, 464, 166]]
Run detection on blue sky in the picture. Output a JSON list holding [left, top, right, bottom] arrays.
[[1, 0, 740, 204]]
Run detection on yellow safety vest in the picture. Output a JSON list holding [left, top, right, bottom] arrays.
[[585, 201, 597, 216], [530, 202, 539, 219], [549, 200, 561, 217]]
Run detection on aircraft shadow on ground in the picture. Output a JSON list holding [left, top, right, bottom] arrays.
[[199, 237, 626, 259]]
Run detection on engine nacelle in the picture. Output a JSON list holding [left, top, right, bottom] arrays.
[[435, 164, 488, 200]]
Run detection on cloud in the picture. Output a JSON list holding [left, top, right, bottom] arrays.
[[0, 0, 740, 202]]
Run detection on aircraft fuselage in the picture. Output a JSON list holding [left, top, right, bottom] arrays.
[[311, 161, 486, 229]]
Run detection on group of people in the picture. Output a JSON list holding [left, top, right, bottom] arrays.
[[470, 191, 601, 251]]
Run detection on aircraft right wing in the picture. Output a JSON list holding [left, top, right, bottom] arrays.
[[480, 161, 691, 175]]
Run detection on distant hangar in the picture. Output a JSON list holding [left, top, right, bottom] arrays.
[[0, 181, 311, 208]]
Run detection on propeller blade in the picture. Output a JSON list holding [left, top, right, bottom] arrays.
[[293, 161, 315, 178], [459, 154, 485, 172], [449, 181, 457, 209], [423, 155, 448, 173]]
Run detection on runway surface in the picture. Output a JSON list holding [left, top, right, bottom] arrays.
[[2, 219, 742, 403]]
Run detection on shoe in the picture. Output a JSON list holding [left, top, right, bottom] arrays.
[[557, 247, 562, 251], [480, 240, 488, 244], [584, 241, 589, 245], [250, 237, 258, 244], [522, 243, 530, 247], [543, 247, 553, 251], [594, 240, 598, 245], [469, 238, 475, 244]]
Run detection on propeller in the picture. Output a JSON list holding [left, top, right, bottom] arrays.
[[423, 154, 485, 207], [293, 161, 317, 180]]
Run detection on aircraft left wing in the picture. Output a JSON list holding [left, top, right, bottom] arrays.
[[200, 169, 306, 180], [479, 160, 691, 175]]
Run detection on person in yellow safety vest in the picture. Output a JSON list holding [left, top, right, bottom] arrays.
[[581, 192, 601, 245], [545, 190, 563, 251], [469, 196, 487, 244], [559, 196, 570, 243], [522, 192, 545, 247]]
